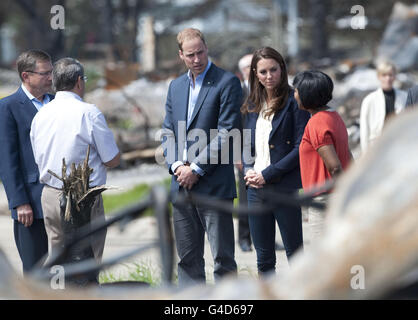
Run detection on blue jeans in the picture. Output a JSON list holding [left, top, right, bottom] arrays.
[[247, 186, 303, 275]]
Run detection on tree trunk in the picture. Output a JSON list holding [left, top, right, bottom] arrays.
[[310, 0, 329, 60]]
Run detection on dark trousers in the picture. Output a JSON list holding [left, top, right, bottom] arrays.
[[237, 169, 252, 245], [172, 194, 237, 286], [247, 186, 303, 275], [13, 218, 48, 273]]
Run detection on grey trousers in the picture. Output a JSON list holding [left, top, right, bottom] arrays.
[[41, 185, 107, 266], [172, 194, 237, 286], [308, 194, 329, 243]]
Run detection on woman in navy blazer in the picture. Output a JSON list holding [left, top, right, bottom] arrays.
[[242, 47, 309, 275]]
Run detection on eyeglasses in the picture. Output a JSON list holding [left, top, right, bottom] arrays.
[[81, 76, 88, 82], [26, 70, 52, 76]]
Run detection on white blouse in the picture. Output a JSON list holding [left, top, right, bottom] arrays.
[[254, 102, 273, 173]]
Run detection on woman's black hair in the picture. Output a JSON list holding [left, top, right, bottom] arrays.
[[293, 70, 334, 110]]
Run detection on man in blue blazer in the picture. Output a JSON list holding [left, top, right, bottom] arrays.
[[161, 28, 242, 285], [405, 85, 418, 108], [0, 50, 53, 273]]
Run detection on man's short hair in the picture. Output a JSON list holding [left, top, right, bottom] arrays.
[[293, 70, 334, 111], [16, 49, 51, 81], [176, 28, 206, 51], [52, 58, 84, 92], [376, 60, 396, 75]]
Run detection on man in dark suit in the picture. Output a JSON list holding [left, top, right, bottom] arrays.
[[236, 54, 253, 252], [0, 50, 53, 273], [161, 28, 242, 285], [405, 85, 418, 108]]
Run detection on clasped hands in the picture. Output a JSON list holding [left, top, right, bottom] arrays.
[[244, 169, 266, 189], [175, 165, 199, 190]]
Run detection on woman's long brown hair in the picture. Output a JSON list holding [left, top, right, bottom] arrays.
[[241, 47, 290, 118]]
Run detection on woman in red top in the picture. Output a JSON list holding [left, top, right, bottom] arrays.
[[293, 70, 352, 240]]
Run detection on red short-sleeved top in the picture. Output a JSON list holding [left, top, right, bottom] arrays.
[[299, 110, 351, 191]]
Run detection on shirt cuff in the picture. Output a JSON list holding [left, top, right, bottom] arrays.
[[190, 162, 205, 176], [171, 161, 184, 174]]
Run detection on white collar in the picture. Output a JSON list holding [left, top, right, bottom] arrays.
[[55, 91, 83, 101], [21, 84, 40, 101], [187, 60, 212, 82]]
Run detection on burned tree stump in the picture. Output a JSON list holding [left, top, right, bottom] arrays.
[[47, 146, 109, 287]]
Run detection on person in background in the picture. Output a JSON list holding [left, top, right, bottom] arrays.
[[293, 70, 352, 241], [238, 54, 252, 98], [30, 57, 120, 266], [0, 49, 52, 273], [405, 85, 418, 108], [242, 47, 309, 276], [360, 60, 407, 153], [236, 53, 253, 252]]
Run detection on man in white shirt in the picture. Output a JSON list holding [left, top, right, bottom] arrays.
[[30, 57, 120, 265]]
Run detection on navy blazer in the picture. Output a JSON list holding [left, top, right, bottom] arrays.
[[162, 63, 243, 200], [243, 91, 310, 191], [0, 87, 54, 219]]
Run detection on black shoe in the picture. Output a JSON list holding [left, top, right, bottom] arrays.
[[239, 241, 252, 252]]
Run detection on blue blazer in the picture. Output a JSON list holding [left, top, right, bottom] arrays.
[[243, 91, 310, 191], [162, 63, 243, 200], [0, 87, 54, 219]]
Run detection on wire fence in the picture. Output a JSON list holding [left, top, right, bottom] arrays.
[[29, 181, 333, 287]]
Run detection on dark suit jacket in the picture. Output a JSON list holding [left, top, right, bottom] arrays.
[[0, 87, 54, 219], [243, 90, 310, 191], [405, 85, 418, 108], [162, 63, 243, 200]]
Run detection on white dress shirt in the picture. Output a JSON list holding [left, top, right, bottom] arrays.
[[30, 91, 119, 189], [254, 102, 273, 173]]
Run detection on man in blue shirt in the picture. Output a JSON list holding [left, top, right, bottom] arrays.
[[162, 28, 242, 285], [0, 50, 53, 273]]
